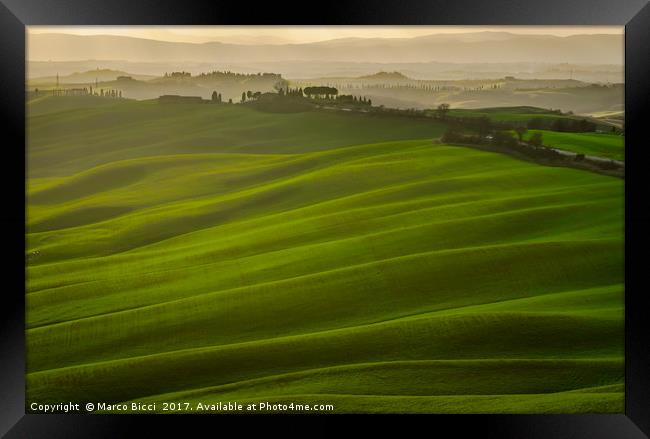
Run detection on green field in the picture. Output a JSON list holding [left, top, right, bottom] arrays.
[[26, 97, 624, 413], [523, 130, 625, 161], [27, 97, 446, 178]]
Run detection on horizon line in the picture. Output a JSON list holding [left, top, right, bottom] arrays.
[[27, 26, 624, 46]]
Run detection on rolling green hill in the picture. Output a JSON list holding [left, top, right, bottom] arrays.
[[27, 96, 446, 178], [26, 97, 623, 413]]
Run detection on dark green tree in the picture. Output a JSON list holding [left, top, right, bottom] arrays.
[[492, 130, 517, 147], [303, 86, 338, 98], [476, 116, 491, 136], [436, 103, 450, 120], [529, 132, 543, 147], [552, 118, 568, 132], [514, 126, 528, 142]]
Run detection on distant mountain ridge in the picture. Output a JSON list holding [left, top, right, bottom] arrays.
[[360, 71, 411, 80], [28, 32, 623, 65]]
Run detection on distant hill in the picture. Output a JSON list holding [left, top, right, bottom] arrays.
[[27, 59, 624, 84], [359, 71, 410, 80], [30, 69, 156, 84], [28, 32, 624, 65]]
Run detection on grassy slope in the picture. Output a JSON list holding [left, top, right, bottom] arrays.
[[27, 96, 446, 178], [26, 97, 623, 413], [523, 130, 625, 161]]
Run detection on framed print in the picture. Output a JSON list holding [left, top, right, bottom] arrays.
[[1, 0, 649, 437]]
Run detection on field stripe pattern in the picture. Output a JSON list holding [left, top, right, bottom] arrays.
[[27, 99, 623, 413]]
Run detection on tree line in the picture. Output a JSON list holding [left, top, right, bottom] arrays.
[[34, 86, 122, 98], [303, 86, 339, 99], [241, 90, 263, 102], [434, 103, 599, 133], [335, 95, 372, 106], [441, 126, 549, 157], [527, 117, 597, 133]]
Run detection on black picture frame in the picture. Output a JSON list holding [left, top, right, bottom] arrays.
[[2, 0, 649, 437]]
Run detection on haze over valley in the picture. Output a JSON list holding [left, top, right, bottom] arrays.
[[27, 29, 624, 115]]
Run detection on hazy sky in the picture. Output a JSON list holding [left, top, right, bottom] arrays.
[[28, 26, 623, 45]]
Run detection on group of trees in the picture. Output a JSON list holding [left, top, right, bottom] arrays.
[[229, 83, 379, 112], [529, 132, 544, 147], [90, 87, 121, 98], [279, 87, 304, 97], [563, 118, 595, 132], [442, 126, 545, 152], [435, 101, 598, 135], [36, 86, 122, 98], [440, 104, 549, 151], [197, 71, 282, 80], [436, 103, 450, 120], [491, 130, 520, 148], [164, 71, 285, 88], [512, 127, 542, 145], [527, 117, 596, 133], [297, 82, 502, 93], [164, 71, 192, 78], [303, 86, 338, 99], [276, 86, 372, 106], [352, 83, 464, 91], [210, 91, 233, 104], [209, 90, 265, 104], [241, 90, 263, 103], [101, 89, 121, 98], [514, 126, 527, 141], [335, 95, 372, 106], [210, 86, 359, 105]]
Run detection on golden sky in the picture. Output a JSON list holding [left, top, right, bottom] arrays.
[[27, 26, 623, 45]]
